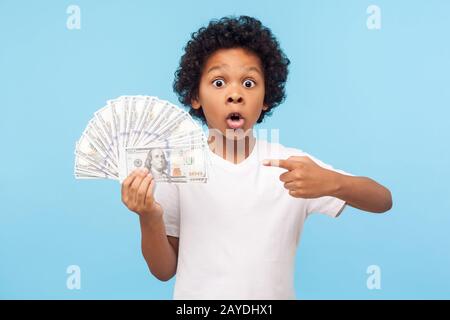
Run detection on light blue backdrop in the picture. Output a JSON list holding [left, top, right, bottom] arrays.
[[1, 0, 449, 299]]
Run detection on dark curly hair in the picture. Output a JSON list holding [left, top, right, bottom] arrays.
[[173, 15, 290, 124]]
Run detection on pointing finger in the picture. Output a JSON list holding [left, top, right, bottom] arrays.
[[263, 159, 297, 171]]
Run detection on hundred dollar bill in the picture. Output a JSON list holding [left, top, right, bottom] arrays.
[[84, 122, 118, 171], [75, 95, 209, 184], [75, 135, 118, 178], [127, 96, 151, 147], [121, 145, 208, 183], [131, 97, 161, 146], [94, 104, 118, 160], [74, 152, 117, 179], [135, 100, 175, 146], [87, 119, 117, 166], [139, 111, 203, 146]]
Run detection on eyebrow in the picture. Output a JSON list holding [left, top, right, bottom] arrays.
[[206, 64, 262, 75]]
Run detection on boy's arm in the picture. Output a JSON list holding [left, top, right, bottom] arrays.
[[332, 175, 392, 213], [122, 169, 178, 281], [263, 156, 393, 214], [139, 213, 178, 281], [168, 236, 179, 256]]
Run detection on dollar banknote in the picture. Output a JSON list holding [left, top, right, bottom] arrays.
[[74, 95, 209, 183], [121, 145, 208, 183]]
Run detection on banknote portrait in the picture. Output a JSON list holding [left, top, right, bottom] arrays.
[[144, 148, 171, 181]]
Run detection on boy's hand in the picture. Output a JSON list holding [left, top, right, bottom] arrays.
[[263, 156, 340, 198], [121, 168, 162, 220]]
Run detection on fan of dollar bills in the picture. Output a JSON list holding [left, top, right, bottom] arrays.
[[74, 95, 209, 183]]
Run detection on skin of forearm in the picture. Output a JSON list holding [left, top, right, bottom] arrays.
[[332, 174, 393, 213], [139, 213, 177, 281]]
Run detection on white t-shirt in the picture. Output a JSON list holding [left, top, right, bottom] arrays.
[[154, 139, 353, 300]]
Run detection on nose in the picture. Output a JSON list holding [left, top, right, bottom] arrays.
[[227, 92, 243, 104]]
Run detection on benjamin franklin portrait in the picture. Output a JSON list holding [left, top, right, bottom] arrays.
[[144, 148, 171, 181]]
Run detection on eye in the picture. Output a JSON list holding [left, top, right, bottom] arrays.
[[212, 79, 225, 88], [243, 79, 256, 88]]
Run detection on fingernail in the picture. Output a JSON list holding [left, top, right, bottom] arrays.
[[141, 167, 148, 173], [262, 159, 270, 165]]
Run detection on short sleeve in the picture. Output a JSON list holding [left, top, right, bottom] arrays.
[[304, 153, 355, 218], [153, 182, 180, 237]]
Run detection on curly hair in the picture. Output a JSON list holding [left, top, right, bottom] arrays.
[[173, 15, 290, 124]]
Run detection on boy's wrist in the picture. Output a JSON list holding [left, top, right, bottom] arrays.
[[139, 208, 164, 229], [329, 171, 347, 198]]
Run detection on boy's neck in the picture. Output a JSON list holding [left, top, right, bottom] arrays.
[[207, 129, 256, 164]]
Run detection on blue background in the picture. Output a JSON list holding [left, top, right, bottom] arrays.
[[1, 0, 449, 299]]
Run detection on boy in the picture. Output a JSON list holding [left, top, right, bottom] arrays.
[[121, 16, 392, 299]]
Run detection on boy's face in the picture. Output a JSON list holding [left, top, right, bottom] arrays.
[[191, 48, 267, 138]]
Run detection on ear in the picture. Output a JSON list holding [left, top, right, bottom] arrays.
[[262, 103, 269, 111], [191, 96, 202, 110]]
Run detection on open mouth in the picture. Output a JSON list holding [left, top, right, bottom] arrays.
[[226, 112, 245, 130]]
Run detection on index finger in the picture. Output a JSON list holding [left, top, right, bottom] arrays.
[[262, 159, 297, 171]]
